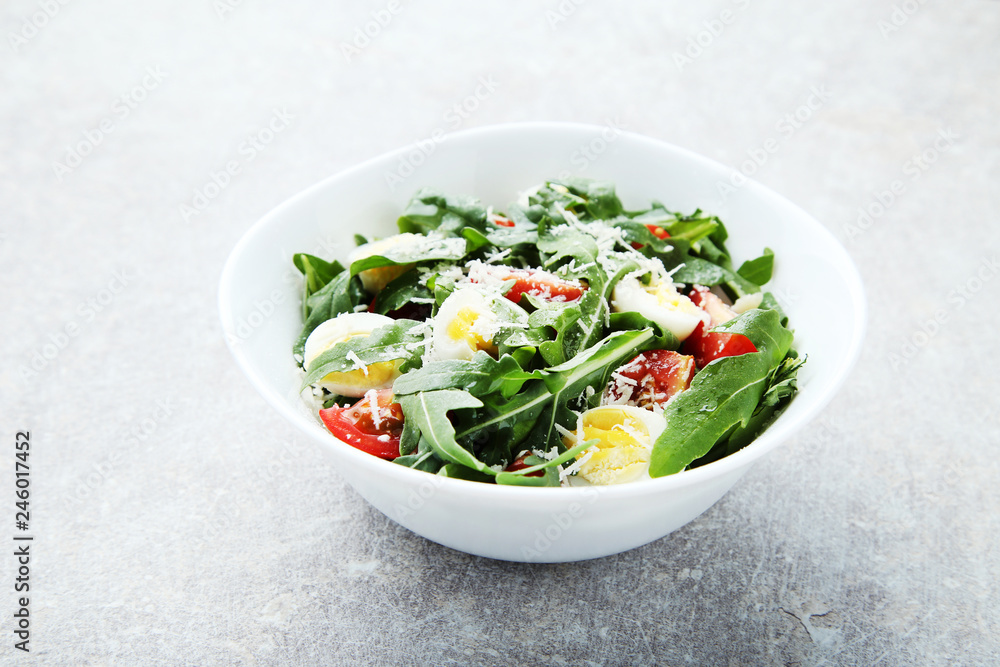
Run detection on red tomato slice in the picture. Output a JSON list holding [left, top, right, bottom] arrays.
[[645, 223, 670, 240], [479, 267, 586, 304], [680, 320, 757, 369], [493, 215, 515, 228], [604, 349, 696, 409], [319, 389, 404, 459], [681, 286, 754, 368]]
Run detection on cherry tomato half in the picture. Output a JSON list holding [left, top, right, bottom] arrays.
[[478, 267, 586, 304], [319, 389, 404, 459], [680, 286, 756, 368], [680, 320, 758, 369], [604, 349, 697, 409]]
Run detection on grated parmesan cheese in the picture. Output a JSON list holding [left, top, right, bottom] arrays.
[[346, 351, 369, 376], [365, 389, 381, 429]]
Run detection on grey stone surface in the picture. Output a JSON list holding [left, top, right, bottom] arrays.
[[1, 0, 998, 664]]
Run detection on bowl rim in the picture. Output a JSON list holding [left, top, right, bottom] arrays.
[[219, 120, 867, 501]]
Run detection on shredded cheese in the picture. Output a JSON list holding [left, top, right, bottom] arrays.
[[346, 351, 369, 376], [365, 389, 381, 429]]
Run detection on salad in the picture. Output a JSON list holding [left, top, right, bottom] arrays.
[[293, 179, 803, 487]]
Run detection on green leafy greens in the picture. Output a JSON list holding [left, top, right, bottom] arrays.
[[293, 178, 803, 486]]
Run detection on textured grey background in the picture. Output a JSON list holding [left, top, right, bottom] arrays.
[[1, 0, 998, 665]]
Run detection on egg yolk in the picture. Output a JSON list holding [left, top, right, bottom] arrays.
[[571, 408, 652, 485], [647, 281, 686, 308], [319, 333, 402, 390], [359, 264, 411, 294], [446, 307, 498, 355]]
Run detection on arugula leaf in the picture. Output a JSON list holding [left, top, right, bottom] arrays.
[[610, 220, 674, 254], [300, 320, 424, 389], [437, 463, 496, 482], [396, 188, 488, 236], [529, 183, 587, 215], [398, 390, 495, 475], [394, 439, 445, 474], [717, 355, 804, 457], [537, 226, 600, 272], [460, 227, 493, 253], [607, 311, 679, 350], [399, 410, 421, 456], [485, 225, 539, 249], [671, 256, 760, 297], [664, 219, 719, 244], [392, 352, 543, 399], [561, 178, 624, 220], [649, 351, 772, 476], [492, 439, 599, 487], [349, 236, 468, 276], [459, 329, 657, 449], [293, 254, 344, 305], [494, 462, 560, 487], [711, 308, 793, 368], [373, 269, 432, 315], [293, 271, 360, 358], [648, 310, 796, 476], [759, 291, 789, 327], [737, 248, 774, 286], [669, 257, 730, 287]]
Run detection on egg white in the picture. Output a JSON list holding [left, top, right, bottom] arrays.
[[611, 276, 707, 342], [429, 288, 502, 361]]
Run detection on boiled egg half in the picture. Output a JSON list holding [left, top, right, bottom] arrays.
[[611, 275, 707, 342], [430, 288, 513, 361], [303, 312, 403, 397], [347, 233, 422, 294], [567, 405, 666, 485]]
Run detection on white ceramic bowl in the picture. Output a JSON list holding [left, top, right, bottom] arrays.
[[219, 122, 866, 563]]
